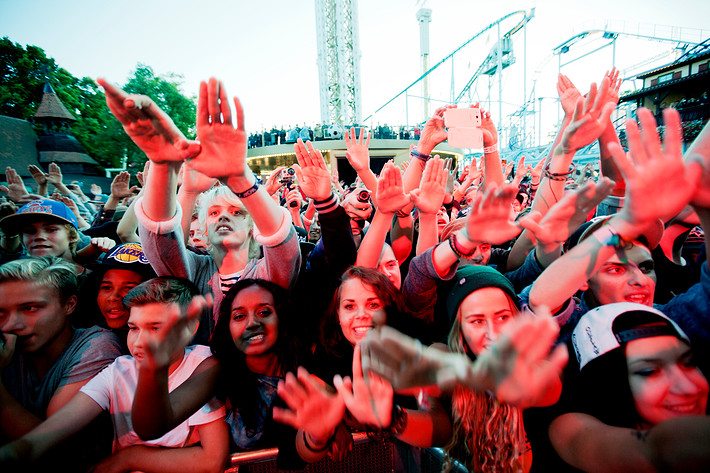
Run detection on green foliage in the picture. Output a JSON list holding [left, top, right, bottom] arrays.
[[0, 37, 196, 171], [121, 64, 197, 168]]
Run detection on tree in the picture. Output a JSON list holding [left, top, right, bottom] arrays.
[[0, 37, 196, 171], [121, 64, 197, 169]]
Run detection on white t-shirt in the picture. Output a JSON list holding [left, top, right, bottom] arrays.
[[81, 344, 225, 452]]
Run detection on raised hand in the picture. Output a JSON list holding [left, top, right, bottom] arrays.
[[519, 178, 614, 246], [342, 190, 373, 221], [27, 165, 48, 187], [90, 183, 103, 197], [374, 160, 410, 214], [141, 294, 212, 371], [45, 162, 63, 187], [514, 156, 532, 183], [0, 167, 31, 202], [264, 166, 286, 196], [361, 326, 459, 392], [185, 78, 248, 180], [556, 73, 582, 117], [609, 107, 702, 226], [293, 138, 332, 201], [110, 171, 139, 199], [560, 83, 616, 154], [470, 307, 568, 409], [600, 67, 622, 108], [97, 78, 199, 164], [464, 159, 482, 185], [285, 187, 303, 209], [273, 367, 345, 443], [419, 105, 455, 153], [410, 156, 446, 214], [49, 192, 80, 218], [333, 345, 393, 429], [462, 183, 522, 244], [479, 107, 498, 147], [344, 127, 371, 172], [503, 161, 514, 180]]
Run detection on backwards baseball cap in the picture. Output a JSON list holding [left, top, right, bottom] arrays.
[[575, 215, 664, 250], [572, 302, 689, 370], [0, 199, 79, 232], [87, 242, 156, 279], [446, 265, 520, 322]]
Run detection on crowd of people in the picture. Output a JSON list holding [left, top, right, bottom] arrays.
[[0, 66, 709, 473], [248, 123, 422, 148]]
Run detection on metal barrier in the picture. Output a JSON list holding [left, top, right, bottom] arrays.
[[225, 432, 393, 473], [225, 433, 467, 473]]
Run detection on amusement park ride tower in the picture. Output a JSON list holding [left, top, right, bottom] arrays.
[[315, 0, 362, 127]]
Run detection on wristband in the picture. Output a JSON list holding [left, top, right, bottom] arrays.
[[448, 232, 477, 259], [591, 224, 628, 249], [483, 143, 498, 154], [410, 148, 431, 162], [233, 181, 259, 199]]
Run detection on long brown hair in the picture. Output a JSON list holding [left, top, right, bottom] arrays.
[[320, 266, 406, 357], [442, 294, 527, 473]]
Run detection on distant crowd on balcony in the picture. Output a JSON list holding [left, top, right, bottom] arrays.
[[670, 92, 709, 111], [248, 123, 423, 148]]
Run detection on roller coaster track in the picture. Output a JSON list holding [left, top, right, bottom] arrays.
[[363, 9, 533, 122]]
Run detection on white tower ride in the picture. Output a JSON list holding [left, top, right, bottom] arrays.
[[416, 8, 432, 120], [315, 0, 362, 126]]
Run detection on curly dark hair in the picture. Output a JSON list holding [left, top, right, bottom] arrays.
[[210, 278, 302, 433]]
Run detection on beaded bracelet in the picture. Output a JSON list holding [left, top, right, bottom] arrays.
[[389, 405, 408, 436], [542, 162, 576, 182], [448, 232, 476, 259], [233, 181, 259, 199], [410, 148, 431, 162]]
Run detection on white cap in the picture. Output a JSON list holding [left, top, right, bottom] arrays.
[[571, 302, 689, 370]]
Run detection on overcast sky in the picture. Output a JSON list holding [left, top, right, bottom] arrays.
[[2, 0, 709, 144]]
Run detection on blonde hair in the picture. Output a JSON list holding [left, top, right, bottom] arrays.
[[65, 224, 80, 254], [0, 256, 77, 302], [443, 312, 526, 473], [197, 186, 261, 259]]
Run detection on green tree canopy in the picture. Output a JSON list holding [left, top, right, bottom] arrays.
[[120, 64, 197, 169], [0, 37, 196, 170]]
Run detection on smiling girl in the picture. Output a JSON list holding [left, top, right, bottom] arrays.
[[316, 266, 409, 381], [209, 278, 305, 455], [548, 302, 710, 472]]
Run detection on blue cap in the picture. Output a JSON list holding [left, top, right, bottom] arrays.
[[90, 194, 110, 204], [0, 199, 79, 232]]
